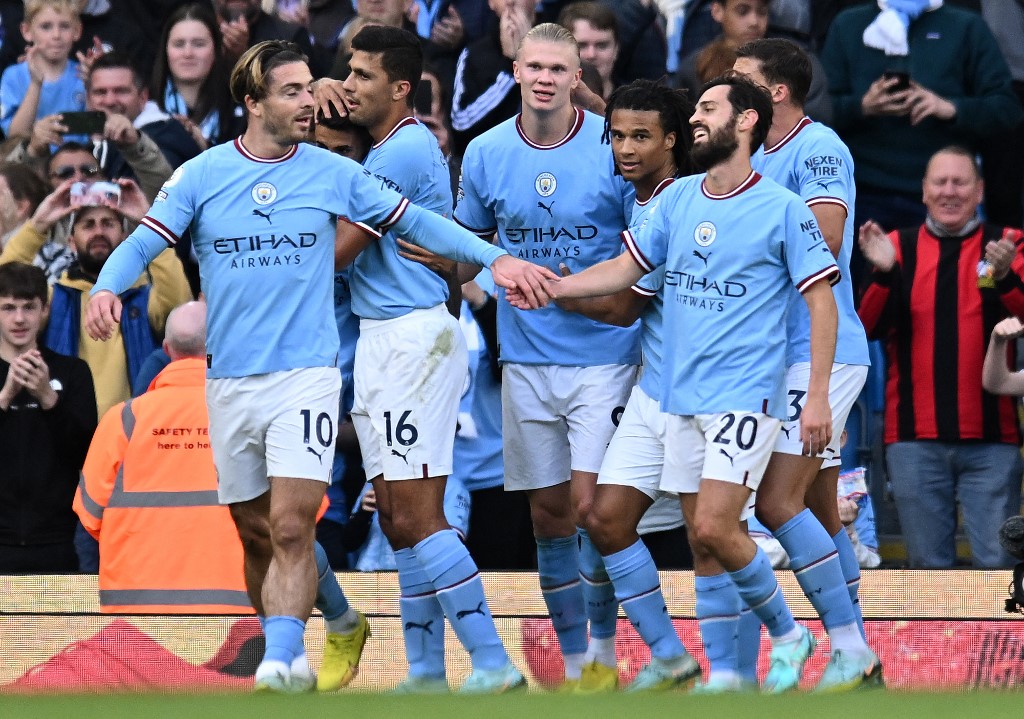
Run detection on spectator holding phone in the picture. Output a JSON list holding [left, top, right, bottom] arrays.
[[821, 2, 1022, 253], [0, 0, 86, 140]]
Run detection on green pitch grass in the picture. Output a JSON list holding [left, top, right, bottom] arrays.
[[1, 690, 1022, 719]]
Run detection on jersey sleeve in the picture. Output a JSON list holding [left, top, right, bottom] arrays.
[[623, 193, 670, 273], [452, 140, 496, 237], [328, 159, 409, 239], [796, 140, 852, 215], [632, 264, 665, 296], [0, 66, 25, 134], [785, 200, 840, 294]]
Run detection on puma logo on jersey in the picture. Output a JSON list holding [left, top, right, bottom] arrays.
[[537, 200, 555, 217], [391, 448, 410, 464], [252, 208, 274, 223], [719, 448, 736, 466], [693, 249, 711, 267], [405, 620, 435, 634], [456, 602, 486, 620], [816, 179, 837, 191], [306, 446, 325, 463]]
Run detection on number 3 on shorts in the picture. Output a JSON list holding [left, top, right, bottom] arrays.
[[300, 409, 334, 448]]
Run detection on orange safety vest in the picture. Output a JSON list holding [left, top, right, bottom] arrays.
[[73, 358, 253, 614]]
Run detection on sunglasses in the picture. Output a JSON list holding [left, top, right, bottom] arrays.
[[51, 164, 100, 180]]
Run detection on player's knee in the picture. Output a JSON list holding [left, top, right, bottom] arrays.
[[690, 516, 729, 552], [753, 501, 787, 533], [270, 512, 315, 553], [583, 505, 617, 552]]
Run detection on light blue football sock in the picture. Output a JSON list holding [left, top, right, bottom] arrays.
[[395, 547, 446, 679], [832, 527, 866, 639], [774, 509, 858, 636], [604, 539, 685, 660], [314, 541, 350, 621], [536, 533, 588, 657], [414, 529, 508, 671], [262, 615, 305, 665], [579, 528, 617, 641], [736, 606, 762, 683], [695, 573, 741, 675], [729, 547, 796, 640]]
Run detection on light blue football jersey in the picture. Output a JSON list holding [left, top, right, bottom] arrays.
[[625, 171, 840, 418], [0, 62, 85, 134], [628, 178, 676, 401], [97, 139, 411, 378], [752, 117, 869, 367], [455, 108, 640, 367], [350, 118, 453, 320]]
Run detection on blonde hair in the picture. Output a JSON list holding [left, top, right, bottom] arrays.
[[23, 0, 80, 25], [517, 22, 580, 59], [229, 40, 308, 105]]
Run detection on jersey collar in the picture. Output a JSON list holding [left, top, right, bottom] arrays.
[[701, 170, 761, 200], [515, 108, 584, 150], [372, 116, 419, 150], [233, 137, 298, 163], [636, 176, 676, 206], [763, 116, 812, 155]]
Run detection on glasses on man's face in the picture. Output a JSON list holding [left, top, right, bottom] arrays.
[[51, 164, 100, 180]]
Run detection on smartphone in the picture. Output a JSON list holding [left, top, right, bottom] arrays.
[[882, 70, 911, 92], [60, 110, 107, 135], [70, 181, 122, 208]]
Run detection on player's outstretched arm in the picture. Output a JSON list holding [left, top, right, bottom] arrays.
[[800, 278, 838, 456], [983, 317, 1024, 396], [490, 255, 558, 309], [554, 264, 650, 326]]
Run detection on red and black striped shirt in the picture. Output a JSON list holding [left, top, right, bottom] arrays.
[[858, 223, 1024, 445]]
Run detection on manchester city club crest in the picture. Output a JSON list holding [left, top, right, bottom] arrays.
[[694, 221, 717, 247], [535, 172, 556, 197], [251, 182, 278, 205]]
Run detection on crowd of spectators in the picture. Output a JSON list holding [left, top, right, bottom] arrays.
[[0, 0, 1022, 576]]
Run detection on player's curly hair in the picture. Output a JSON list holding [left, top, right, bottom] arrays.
[[602, 79, 698, 177], [229, 40, 308, 105]]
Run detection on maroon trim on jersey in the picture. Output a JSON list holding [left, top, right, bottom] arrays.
[[372, 117, 419, 150], [622, 229, 655, 273], [859, 224, 1024, 444], [701, 171, 761, 200], [763, 116, 812, 155], [636, 177, 676, 207], [140, 216, 178, 246], [233, 137, 298, 163], [796, 266, 840, 293], [454, 215, 495, 239], [515, 108, 585, 150]]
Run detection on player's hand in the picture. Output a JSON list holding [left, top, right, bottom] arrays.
[[114, 177, 151, 223], [10, 350, 57, 409], [858, 220, 896, 272], [837, 497, 860, 526], [906, 82, 956, 125], [551, 262, 585, 312], [86, 290, 122, 341], [312, 78, 348, 121], [174, 113, 209, 151], [360, 489, 377, 513], [985, 232, 1018, 281], [571, 77, 606, 115], [395, 239, 457, 276], [103, 113, 141, 147], [799, 392, 832, 457], [993, 316, 1024, 342], [491, 255, 558, 309]]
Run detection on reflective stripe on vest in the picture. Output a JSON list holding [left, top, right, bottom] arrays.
[[104, 399, 221, 509], [99, 589, 252, 608]]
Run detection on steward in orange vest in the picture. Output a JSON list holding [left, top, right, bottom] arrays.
[[74, 302, 253, 614]]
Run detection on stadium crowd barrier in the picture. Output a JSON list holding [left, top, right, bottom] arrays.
[[0, 570, 1020, 692]]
